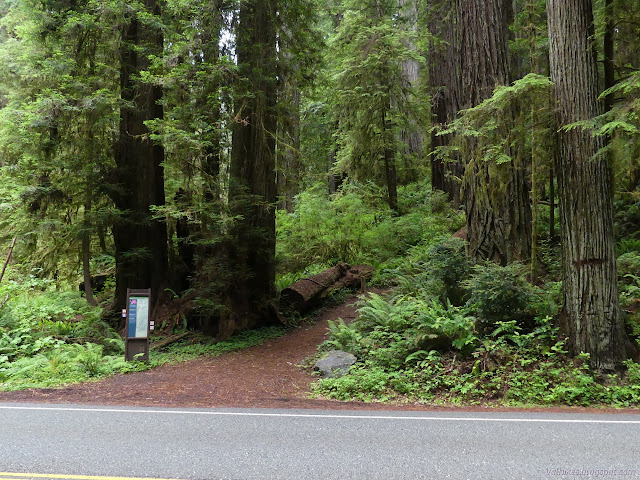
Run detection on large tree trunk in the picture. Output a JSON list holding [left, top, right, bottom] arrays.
[[428, 0, 462, 206], [276, 23, 302, 213], [547, 0, 637, 370], [383, 96, 399, 212], [457, 0, 531, 263], [220, 0, 280, 339], [82, 194, 96, 307], [398, 0, 422, 183], [276, 86, 301, 213], [200, 1, 223, 199], [111, 0, 168, 315]]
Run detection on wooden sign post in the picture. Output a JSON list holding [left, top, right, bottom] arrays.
[[124, 288, 151, 362]]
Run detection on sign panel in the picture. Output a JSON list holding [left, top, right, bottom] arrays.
[[125, 288, 151, 362], [127, 296, 150, 338]]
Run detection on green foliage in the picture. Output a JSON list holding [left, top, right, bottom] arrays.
[[154, 327, 286, 362], [276, 184, 376, 272], [464, 262, 536, 333], [436, 73, 554, 171], [620, 274, 640, 307], [320, 293, 478, 372], [312, 257, 620, 407], [381, 237, 470, 304], [327, 0, 426, 189], [0, 279, 286, 390], [315, 303, 640, 406], [614, 195, 640, 241], [618, 252, 640, 279], [617, 249, 640, 307], [276, 181, 464, 278], [0, 0, 119, 281]]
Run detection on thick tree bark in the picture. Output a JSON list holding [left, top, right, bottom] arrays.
[[276, 23, 302, 213], [276, 78, 301, 213], [220, 0, 280, 339], [82, 195, 96, 307], [457, 0, 532, 263], [547, 0, 637, 370], [430, 0, 464, 206], [111, 0, 168, 314], [603, 0, 615, 113], [398, 0, 423, 180], [428, 0, 463, 206], [200, 1, 223, 199], [383, 97, 399, 212]]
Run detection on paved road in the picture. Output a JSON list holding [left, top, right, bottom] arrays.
[[0, 404, 638, 480]]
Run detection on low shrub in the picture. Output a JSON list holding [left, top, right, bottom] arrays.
[[276, 181, 464, 279], [464, 262, 536, 334]]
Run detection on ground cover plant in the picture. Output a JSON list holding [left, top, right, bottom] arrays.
[[0, 272, 286, 391], [275, 181, 464, 291], [1, 181, 639, 409], [312, 239, 640, 407]]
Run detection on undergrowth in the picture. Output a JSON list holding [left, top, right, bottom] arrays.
[[275, 181, 464, 290], [0, 273, 286, 391], [312, 249, 640, 407]]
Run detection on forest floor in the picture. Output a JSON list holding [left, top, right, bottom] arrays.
[[0, 290, 636, 413]]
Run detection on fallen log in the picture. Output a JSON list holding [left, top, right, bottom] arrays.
[[279, 263, 375, 314], [150, 331, 193, 350], [334, 264, 376, 291]]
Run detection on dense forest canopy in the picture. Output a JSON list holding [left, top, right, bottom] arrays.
[[0, 0, 640, 396]]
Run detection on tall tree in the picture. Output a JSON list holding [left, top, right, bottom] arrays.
[[428, 0, 462, 205], [547, 0, 637, 370], [330, 0, 421, 211], [110, 0, 168, 314], [0, 0, 118, 289], [457, 0, 532, 263], [221, 0, 280, 339], [275, 0, 322, 211], [398, 0, 423, 181]]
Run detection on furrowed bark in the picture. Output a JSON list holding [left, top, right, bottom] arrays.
[[457, 0, 532, 263], [547, 0, 637, 370]]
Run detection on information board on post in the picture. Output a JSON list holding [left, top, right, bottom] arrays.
[[124, 288, 151, 362]]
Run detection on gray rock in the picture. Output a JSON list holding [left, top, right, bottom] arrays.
[[314, 350, 357, 378]]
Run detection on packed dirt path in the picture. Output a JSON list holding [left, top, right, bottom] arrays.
[[1, 290, 637, 414], [0, 292, 375, 410]]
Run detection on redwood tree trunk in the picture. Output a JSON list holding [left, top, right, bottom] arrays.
[[221, 0, 279, 339], [111, 0, 168, 314], [457, 0, 531, 263], [547, 0, 636, 370], [428, 0, 462, 206], [276, 55, 301, 213], [398, 0, 423, 181], [82, 195, 96, 307]]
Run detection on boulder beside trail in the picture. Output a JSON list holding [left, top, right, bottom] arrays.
[[314, 350, 357, 378]]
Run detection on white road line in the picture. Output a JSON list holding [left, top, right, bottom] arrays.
[[0, 404, 638, 424], [0, 474, 183, 480]]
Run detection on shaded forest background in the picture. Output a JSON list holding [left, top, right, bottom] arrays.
[[1, 0, 640, 401]]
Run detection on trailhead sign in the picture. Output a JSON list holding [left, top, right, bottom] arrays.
[[128, 295, 150, 338], [124, 288, 151, 361]]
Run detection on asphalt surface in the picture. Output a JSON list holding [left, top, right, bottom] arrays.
[[0, 404, 638, 480]]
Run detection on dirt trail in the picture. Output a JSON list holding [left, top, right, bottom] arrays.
[[0, 292, 367, 410], [1, 290, 637, 414]]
